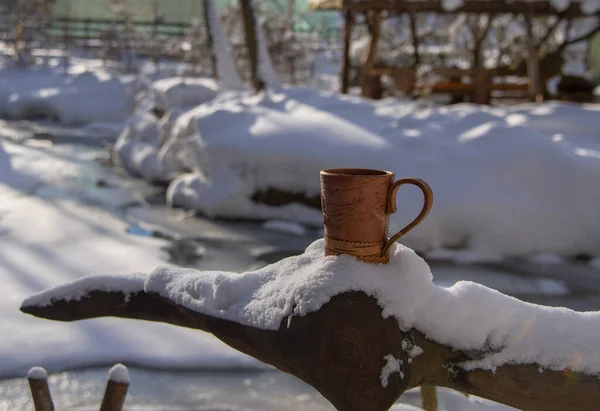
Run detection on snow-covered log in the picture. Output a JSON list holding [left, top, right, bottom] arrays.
[[20, 241, 600, 411]]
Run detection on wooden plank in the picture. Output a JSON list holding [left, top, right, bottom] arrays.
[[490, 83, 529, 91], [430, 81, 473, 93]]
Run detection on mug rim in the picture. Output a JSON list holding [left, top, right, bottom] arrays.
[[321, 168, 393, 177]]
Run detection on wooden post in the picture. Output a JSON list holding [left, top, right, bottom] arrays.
[[203, 0, 217, 78], [27, 367, 54, 411], [421, 385, 438, 411], [240, 0, 263, 91], [99, 364, 130, 411], [525, 13, 542, 102], [473, 67, 491, 104], [341, 11, 353, 94], [361, 11, 382, 99]]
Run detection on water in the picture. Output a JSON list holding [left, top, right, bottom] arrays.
[[0, 368, 335, 410]]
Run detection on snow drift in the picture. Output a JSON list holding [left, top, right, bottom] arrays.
[[114, 87, 600, 260], [0, 66, 135, 125]]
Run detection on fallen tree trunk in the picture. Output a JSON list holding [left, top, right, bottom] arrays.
[[21, 286, 600, 411]]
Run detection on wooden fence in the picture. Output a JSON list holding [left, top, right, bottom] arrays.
[[27, 364, 130, 411]]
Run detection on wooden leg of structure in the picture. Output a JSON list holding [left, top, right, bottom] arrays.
[[421, 385, 438, 411], [28, 368, 54, 411], [99, 370, 130, 411], [361, 11, 382, 99], [341, 11, 354, 94], [473, 67, 491, 105]]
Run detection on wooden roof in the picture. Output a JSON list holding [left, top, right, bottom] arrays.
[[309, 0, 596, 17]]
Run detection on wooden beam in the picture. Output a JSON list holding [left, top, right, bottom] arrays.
[[21, 288, 600, 411], [343, 0, 590, 17], [341, 11, 354, 94]]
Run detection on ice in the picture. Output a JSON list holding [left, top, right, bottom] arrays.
[[108, 363, 130, 384], [380, 355, 403, 387], [27, 367, 48, 380], [0, 138, 257, 378], [529, 253, 566, 265], [261, 220, 308, 236], [146, 239, 600, 375], [535, 279, 569, 296]]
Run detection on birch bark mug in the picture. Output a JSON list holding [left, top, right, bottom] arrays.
[[320, 168, 433, 264]]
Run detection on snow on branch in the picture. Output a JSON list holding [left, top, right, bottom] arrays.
[[20, 240, 600, 410]]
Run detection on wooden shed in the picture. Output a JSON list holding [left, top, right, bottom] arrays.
[[310, 0, 598, 103]]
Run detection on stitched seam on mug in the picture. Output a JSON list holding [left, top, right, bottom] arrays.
[[325, 248, 388, 264], [325, 236, 382, 246]]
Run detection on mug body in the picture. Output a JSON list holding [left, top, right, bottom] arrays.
[[320, 168, 394, 262]]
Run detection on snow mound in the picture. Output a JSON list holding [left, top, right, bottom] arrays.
[[27, 367, 48, 380], [152, 77, 219, 109], [0, 67, 134, 125], [108, 363, 130, 384], [146, 239, 600, 375], [115, 88, 600, 260]]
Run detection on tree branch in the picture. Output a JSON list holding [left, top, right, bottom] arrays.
[[21, 285, 600, 411], [559, 20, 600, 51], [536, 16, 565, 50]]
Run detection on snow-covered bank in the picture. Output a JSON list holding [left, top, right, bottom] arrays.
[[0, 66, 135, 125], [0, 138, 257, 378], [115, 87, 600, 260]]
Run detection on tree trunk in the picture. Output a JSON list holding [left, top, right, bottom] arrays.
[[341, 11, 354, 94], [240, 0, 264, 91], [203, 0, 217, 78], [525, 14, 542, 101], [408, 13, 419, 68]]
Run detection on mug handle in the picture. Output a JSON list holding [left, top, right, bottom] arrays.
[[382, 178, 434, 257]]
